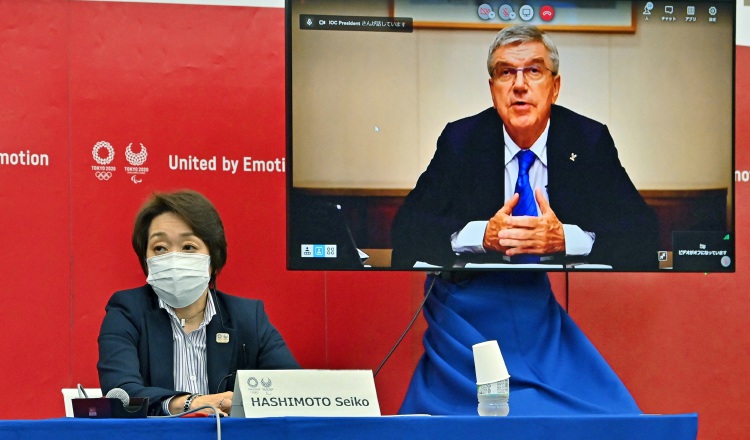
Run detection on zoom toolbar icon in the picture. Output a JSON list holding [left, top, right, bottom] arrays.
[[540, 5, 554, 21], [498, 4, 516, 20], [519, 5, 534, 21], [477, 3, 495, 20]]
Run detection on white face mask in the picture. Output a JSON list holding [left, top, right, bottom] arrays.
[[146, 252, 211, 308]]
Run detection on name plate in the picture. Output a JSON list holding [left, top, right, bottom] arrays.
[[231, 369, 380, 417]]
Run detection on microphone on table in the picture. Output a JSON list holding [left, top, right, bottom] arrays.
[[103, 388, 149, 418], [72, 386, 147, 418], [106, 388, 130, 408], [76, 383, 89, 399]]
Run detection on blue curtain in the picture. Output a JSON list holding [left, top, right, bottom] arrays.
[[399, 272, 641, 416]]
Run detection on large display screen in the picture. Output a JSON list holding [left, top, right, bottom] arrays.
[[287, 0, 735, 272]]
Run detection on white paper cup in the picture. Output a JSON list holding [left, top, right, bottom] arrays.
[[472, 340, 510, 385]]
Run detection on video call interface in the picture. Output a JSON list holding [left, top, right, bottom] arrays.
[[287, 0, 735, 272]]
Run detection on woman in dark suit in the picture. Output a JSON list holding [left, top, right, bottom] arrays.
[[97, 190, 299, 416]]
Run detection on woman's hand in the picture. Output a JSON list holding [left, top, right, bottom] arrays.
[[170, 391, 234, 416], [193, 391, 233, 416]]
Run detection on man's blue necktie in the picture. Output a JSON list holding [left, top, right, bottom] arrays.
[[511, 149, 540, 263]]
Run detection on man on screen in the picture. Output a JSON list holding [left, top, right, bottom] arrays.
[[391, 24, 658, 270]]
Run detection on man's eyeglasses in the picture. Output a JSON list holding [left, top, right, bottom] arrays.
[[493, 64, 556, 83]]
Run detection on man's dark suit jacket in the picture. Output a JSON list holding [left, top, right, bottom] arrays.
[[97, 285, 299, 415], [391, 105, 658, 270]]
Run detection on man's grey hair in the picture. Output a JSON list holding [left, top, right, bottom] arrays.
[[486, 25, 559, 77]]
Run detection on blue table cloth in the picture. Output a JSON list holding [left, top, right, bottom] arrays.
[[0, 415, 697, 440]]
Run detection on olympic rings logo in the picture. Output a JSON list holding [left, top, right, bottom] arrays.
[[92, 141, 115, 165], [95, 171, 112, 180], [125, 142, 148, 166]]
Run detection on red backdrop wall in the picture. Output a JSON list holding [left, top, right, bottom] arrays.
[[0, 2, 746, 439]]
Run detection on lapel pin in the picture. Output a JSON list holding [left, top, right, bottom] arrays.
[[570, 153, 577, 162], [216, 333, 230, 343]]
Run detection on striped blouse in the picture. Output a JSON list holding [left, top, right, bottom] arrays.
[[158, 294, 217, 414]]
